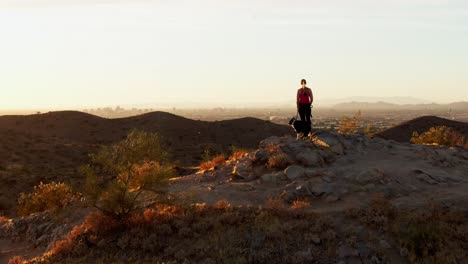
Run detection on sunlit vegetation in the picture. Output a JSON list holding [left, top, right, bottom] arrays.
[[28, 202, 338, 264], [229, 147, 249, 161], [17, 182, 80, 216], [338, 110, 362, 135], [81, 129, 174, 219], [199, 154, 226, 171], [411, 126, 467, 149], [267, 153, 290, 170]]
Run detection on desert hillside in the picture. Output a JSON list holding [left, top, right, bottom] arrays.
[[1, 129, 467, 263], [376, 115, 468, 143], [0, 111, 292, 216]]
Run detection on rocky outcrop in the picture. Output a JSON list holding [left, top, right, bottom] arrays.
[[170, 129, 468, 208]]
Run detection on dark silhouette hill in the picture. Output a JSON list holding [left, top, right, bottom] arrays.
[[333, 101, 468, 111], [0, 111, 293, 215], [375, 115, 468, 142]]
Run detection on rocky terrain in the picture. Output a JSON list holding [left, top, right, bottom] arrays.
[[170, 130, 468, 211], [0, 122, 467, 263]]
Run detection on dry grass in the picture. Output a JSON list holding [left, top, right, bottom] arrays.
[[264, 197, 287, 211], [348, 197, 467, 264], [229, 150, 249, 161], [0, 215, 9, 223], [267, 153, 290, 170], [8, 256, 24, 264], [27, 204, 338, 264], [199, 154, 226, 171], [291, 199, 311, 210]]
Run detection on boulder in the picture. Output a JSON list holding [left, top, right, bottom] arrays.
[[310, 183, 334, 197], [259, 136, 283, 148], [305, 168, 320, 178], [250, 149, 270, 163], [311, 131, 345, 155], [260, 171, 286, 183], [232, 161, 252, 179], [295, 149, 324, 167], [354, 168, 385, 184], [284, 165, 306, 180]]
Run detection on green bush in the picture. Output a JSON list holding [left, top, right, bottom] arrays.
[[17, 182, 80, 216], [83, 130, 174, 219]]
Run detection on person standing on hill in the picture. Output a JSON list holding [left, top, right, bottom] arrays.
[[297, 79, 313, 125]]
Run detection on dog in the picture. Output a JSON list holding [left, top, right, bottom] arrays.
[[289, 117, 312, 138]]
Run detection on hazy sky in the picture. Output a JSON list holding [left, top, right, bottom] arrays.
[[1, 0, 467, 109]]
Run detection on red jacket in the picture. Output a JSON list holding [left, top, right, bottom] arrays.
[[297, 87, 313, 105]]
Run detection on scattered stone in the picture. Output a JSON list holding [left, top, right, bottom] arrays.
[[311, 132, 345, 155], [399, 247, 409, 257], [284, 165, 306, 180], [305, 168, 320, 178], [251, 149, 269, 163], [232, 161, 252, 179], [295, 150, 324, 167], [354, 168, 385, 184], [414, 170, 438, 185], [322, 176, 332, 183], [379, 239, 391, 249], [311, 234, 321, 244], [310, 182, 333, 197], [259, 136, 283, 148], [338, 245, 359, 258], [325, 195, 339, 203], [260, 171, 285, 183], [295, 185, 312, 196], [356, 242, 370, 258]]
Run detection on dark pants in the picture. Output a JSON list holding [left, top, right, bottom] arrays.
[[298, 104, 312, 124]]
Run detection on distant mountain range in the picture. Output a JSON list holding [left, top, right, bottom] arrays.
[[331, 101, 468, 111]]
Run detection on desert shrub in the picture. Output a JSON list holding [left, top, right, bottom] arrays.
[[82, 130, 174, 219], [8, 256, 24, 264], [214, 199, 231, 210], [264, 197, 286, 211], [364, 124, 382, 137], [349, 199, 467, 264], [291, 199, 311, 210], [267, 153, 290, 170], [199, 154, 226, 171], [394, 205, 467, 263], [346, 196, 396, 232], [35, 204, 338, 264], [0, 215, 8, 222], [230, 149, 249, 161], [17, 182, 80, 216], [338, 110, 362, 134], [411, 126, 466, 148]]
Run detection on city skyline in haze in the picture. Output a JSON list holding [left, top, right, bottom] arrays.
[[1, 0, 467, 110]]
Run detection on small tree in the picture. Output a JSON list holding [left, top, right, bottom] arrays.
[[338, 110, 362, 135], [82, 130, 174, 219]]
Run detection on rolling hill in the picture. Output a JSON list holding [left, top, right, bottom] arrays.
[[0, 111, 293, 216], [375, 115, 468, 143]]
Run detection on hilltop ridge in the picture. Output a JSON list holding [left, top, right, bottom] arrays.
[[0, 111, 292, 216], [376, 115, 468, 143]]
